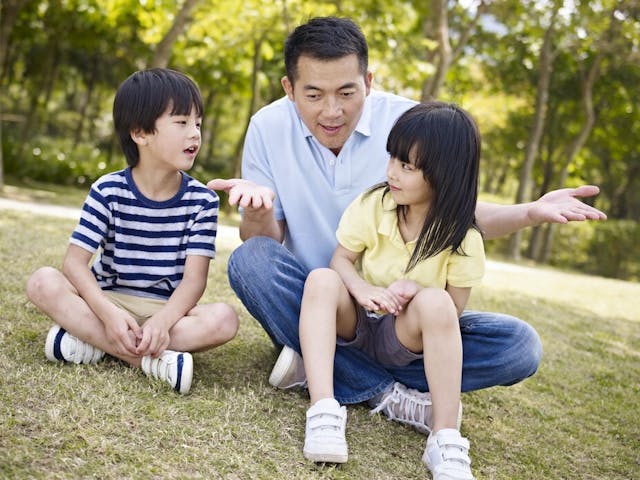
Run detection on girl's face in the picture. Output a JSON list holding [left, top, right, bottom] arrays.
[[386, 155, 432, 208]]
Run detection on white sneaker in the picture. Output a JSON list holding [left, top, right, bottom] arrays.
[[45, 325, 105, 364], [141, 350, 193, 394], [303, 398, 348, 463], [268, 345, 307, 389], [423, 429, 474, 480], [369, 382, 462, 434]]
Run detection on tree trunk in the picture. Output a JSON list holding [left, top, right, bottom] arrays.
[[539, 52, 602, 263], [420, 0, 488, 102], [231, 37, 264, 179], [0, 0, 30, 82], [151, 0, 201, 68], [421, 0, 451, 101], [73, 64, 97, 149], [507, 13, 556, 260]]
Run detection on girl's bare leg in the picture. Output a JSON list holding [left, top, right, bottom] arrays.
[[395, 288, 462, 432]]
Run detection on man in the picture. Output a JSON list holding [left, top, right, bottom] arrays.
[[209, 16, 605, 478]]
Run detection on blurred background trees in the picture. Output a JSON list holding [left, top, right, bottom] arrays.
[[1, 0, 638, 279]]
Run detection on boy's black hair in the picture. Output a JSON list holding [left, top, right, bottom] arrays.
[[113, 68, 204, 167], [372, 101, 481, 272], [284, 17, 368, 84]]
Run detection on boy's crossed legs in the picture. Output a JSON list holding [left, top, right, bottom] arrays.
[[27, 266, 238, 394]]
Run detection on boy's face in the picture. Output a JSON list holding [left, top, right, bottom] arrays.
[[281, 54, 371, 156], [135, 104, 202, 171]]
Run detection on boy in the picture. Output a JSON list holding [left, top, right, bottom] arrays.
[[26, 68, 238, 394]]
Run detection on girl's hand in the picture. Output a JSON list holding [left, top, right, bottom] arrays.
[[387, 279, 421, 310], [352, 284, 403, 315]]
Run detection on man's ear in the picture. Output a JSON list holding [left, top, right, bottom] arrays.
[[364, 71, 373, 96], [281, 76, 294, 100], [130, 128, 147, 146]]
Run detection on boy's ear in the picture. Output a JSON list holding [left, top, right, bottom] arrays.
[[130, 128, 147, 146]]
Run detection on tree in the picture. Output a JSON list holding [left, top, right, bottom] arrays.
[[507, 4, 559, 260]]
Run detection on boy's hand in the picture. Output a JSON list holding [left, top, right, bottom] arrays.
[[102, 307, 142, 357], [136, 316, 171, 358]]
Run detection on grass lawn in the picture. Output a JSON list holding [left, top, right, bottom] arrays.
[[1, 190, 638, 479]]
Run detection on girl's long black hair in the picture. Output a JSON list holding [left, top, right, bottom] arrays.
[[371, 101, 481, 272]]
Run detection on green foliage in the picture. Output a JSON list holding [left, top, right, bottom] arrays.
[[549, 221, 640, 281], [485, 221, 640, 282], [4, 135, 123, 186], [584, 221, 640, 281]]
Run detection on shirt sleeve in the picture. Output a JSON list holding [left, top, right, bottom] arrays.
[[241, 117, 284, 221], [446, 228, 485, 288], [336, 192, 376, 254], [187, 190, 219, 259], [69, 184, 110, 254]]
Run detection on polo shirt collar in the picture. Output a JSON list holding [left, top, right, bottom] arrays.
[[378, 189, 416, 248], [378, 190, 397, 237]]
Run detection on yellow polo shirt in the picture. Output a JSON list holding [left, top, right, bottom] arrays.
[[336, 189, 485, 289]]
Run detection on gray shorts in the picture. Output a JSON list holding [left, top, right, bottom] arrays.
[[336, 305, 423, 368]]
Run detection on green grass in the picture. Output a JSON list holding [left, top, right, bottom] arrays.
[[1, 199, 639, 479]]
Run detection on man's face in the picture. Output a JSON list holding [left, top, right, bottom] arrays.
[[282, 54, 372, 155]]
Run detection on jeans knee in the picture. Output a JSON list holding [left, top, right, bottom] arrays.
[[520, 323, 543, 378]]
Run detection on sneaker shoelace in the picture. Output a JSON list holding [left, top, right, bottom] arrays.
[[370, 382, 432, 433], [70, 335, 98, 364]]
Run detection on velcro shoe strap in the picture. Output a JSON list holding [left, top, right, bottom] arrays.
[[307, 413, 343, 430], [442, 448, 471, 465], [437, 433, 470, 451]]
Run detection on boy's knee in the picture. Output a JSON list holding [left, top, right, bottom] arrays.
[[26, 267, 59, 303], [209, 303, 239, 343]]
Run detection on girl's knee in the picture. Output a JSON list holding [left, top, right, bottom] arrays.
[[410, 288, 458, 328], [305, 268, 340, 292]]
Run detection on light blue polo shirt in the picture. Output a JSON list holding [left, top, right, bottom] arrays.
[[241, 90, 417, 271]]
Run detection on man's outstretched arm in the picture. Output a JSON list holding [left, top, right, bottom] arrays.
[[207, 178, 285, 242], [476, 185, 607, 240]]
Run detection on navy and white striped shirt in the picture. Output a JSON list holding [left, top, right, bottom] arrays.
[[70, 168, 218, 300]]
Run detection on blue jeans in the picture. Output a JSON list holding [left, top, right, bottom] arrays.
[[228, 237, 543, 405]]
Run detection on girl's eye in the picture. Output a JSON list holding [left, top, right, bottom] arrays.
[[402, 163, 414, 171]]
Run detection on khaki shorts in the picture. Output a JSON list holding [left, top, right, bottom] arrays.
[[104, 291, 166, 326]]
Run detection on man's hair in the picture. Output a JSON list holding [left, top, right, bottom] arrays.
[[113, 68, 204, 167], [284, 16, 368, 84], [370, 101, 482, 272]]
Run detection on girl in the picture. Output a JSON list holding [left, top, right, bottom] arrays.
[[299, 102, 483, 480]]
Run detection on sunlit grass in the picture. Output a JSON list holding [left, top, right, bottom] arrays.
[[1, 206, 638, 479]]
